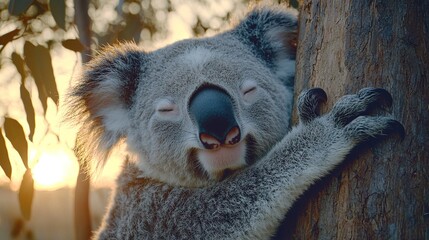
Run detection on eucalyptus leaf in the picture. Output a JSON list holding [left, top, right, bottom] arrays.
[[12, 53, 35, 141], [19, 169, 34, 220], [62, 39, 85, 52], [20, 85, 36, 142], [8, 0, 33, 16], [11, 53, 26, 79], [4, 117, 28, 168], [24, 42, 59, 113], [0, 29, 20, 46], [49, 0, 66, 29], [0, 131, 12, 179]]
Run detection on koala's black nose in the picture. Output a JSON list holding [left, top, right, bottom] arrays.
[[189, 87, 241, 149]]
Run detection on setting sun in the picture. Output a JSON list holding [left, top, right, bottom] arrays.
[[32, 149, 78, 190]]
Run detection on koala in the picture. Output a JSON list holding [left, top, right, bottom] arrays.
[[67, 7, 404, 240]]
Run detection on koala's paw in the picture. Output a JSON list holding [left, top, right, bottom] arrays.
[[297, 88, 327, 123], [298, 87, 405, 145]]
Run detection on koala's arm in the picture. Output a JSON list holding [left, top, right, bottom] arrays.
[[95, 88, 403, 240]]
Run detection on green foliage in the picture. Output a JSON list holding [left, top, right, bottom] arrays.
[[3, 0, 68, 222]]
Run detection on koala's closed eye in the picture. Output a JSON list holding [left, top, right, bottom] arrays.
[[241, 80, 258, 103], [155, 99, 179, 117]]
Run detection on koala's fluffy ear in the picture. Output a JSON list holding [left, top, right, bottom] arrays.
[[232, 7, 298, 86], [67, 43, 142, 169]]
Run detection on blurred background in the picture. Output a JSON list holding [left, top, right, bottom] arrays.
[[0, 0, 296, 239]]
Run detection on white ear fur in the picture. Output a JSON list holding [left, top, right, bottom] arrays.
[[67, 43, 142, 171], [90, 74, 131, 135], [99, 107, 131, 134]]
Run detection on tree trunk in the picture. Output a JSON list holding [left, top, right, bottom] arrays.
[[276, 0, 428, 239], [74, 0, 92, 239]]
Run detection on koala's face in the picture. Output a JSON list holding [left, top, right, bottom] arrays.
[[127, 38, 293, 185], [69, 8, 297, 187]]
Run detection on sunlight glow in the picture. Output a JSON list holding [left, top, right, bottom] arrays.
[[32, 149, 78, 190]]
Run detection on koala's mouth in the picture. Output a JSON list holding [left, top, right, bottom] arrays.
[[188, 135, 258, 181], [198, 140, 246, 171], [189, 140, 247, 181]]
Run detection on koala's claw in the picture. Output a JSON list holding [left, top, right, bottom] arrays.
[[357, 88, 393, 110], [298, 88, 327, 124], [385, 119, 406, 140], [298, 87, 404, 144], [345, 116, 405, 142], [330, 87, 394, 127]]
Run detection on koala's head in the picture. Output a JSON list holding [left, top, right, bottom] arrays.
[[68, 7, 297, 187]]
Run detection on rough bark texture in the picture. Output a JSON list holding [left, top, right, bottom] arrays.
[[275, 0, 428, 239]]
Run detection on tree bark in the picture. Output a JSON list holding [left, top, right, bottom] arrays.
[[74, 0, 92, 240], [276, 0, 429, 239]]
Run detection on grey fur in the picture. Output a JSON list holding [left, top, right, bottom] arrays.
[[67, 7, 403, 240]]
